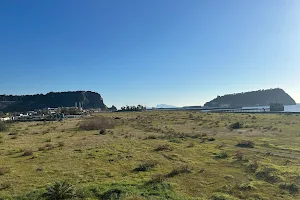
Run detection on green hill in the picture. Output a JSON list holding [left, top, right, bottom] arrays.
[[204, 88, 296, 107], [0, 91, 106, 112]]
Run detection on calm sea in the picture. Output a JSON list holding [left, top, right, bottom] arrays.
[[242, 104, 300, 112]]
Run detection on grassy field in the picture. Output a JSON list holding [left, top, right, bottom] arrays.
[[0, 111, 300, 199]]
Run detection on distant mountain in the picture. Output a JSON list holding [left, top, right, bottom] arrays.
[[155, 104, 177, 109], [0, 91, 107, 112], [204, 88, 296, 108]]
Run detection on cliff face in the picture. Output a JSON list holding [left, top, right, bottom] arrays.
[[204, 88, 296, 108], [0, 91, 106, 112]]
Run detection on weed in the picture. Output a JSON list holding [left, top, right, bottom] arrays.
[[229, 122, 242, 130], [255, 167, 282, 183], [22, 150, 33, 156], [99, 129, 107, 135], [79, 116, 116, 131], [186, 142, 195, 148], [168, 138, 181, 143], [236, 140, 254, 148], [134, 161, 158, 172], [154, 144, 172, 151], [0, 167, 10, 175], [279, 182, 299, 194], [235, 150, 244, 161], [147, 174, 166, 184], [144, 135, 157, 140], [214, 151, 228, 159], [0, 122, 8, 132], [58, 142, 65, 147], [246, 161, 259, 173], [43, 181, 75, 200], [0, 182, 11, 190], [210, 192, 238, 200], [45, 138, 52, 142], [167, 165, 191, 178]]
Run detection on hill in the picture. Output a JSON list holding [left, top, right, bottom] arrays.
[[204, 88, 296, 107], [0, 91, 106, 112]]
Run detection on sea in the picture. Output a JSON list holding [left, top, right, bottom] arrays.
[[242, 104, 300, 112]]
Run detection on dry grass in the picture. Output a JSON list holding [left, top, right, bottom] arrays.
[[0, 112, 300, 200], [79, 116, 116, 130]]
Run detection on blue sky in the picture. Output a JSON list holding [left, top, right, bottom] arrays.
[[1, 0, 299, 108]]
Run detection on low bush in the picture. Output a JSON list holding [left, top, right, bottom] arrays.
[[256, 167, 282, 183], [154, 144, 173, 151], [58, 142, 65, 147], [0, 182, 11, 190], [167, 165, 191, 178], [235, 150, 245, 161], [22, 150, 33, 157], [134, 161, 158, 172], [236, 140, 254, 148], [99, 129, 106, 135], [0, 122, 8, 132], [79, 116, 116, 131], [229, 122, 242, 130], [246, 161, 259, 173], [100, 188, 124, 200], [147, 174, 166, 184], [0, 167, 10, 175], [144, 135, 157, 140], [186, 142, 195, 148], [279, 182, 299, 194], [210, 192, 239, 200], [214, 151, 228, 159], [168, 138, 182, 143]]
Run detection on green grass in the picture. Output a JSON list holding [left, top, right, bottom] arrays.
[[0, 111, 300, 199]]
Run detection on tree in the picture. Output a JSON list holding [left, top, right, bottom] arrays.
[[108, 105, 117, 111]]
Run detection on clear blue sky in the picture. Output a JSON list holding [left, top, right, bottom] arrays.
[[1, 0, 299, 108]]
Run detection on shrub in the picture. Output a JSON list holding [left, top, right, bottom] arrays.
[[144, 135, 157, 140], [79, 116, 116, 131], [210, 192, 239, 200], [58, 142, 65, 147], [256, 167, 282, 183], [235, 150, 244, 161], [0, 122, 8, 132], [0, 167, 10, 175], [168, 138, 181, 143], [100, 188, 124, 200], [45, 138, 52, 142], [215, 151, 228, 159], [246, 161, 259, 173], [148, 174, 166, 184], [0, 182, 11, 190], [154, 144, 173, 152], [99, 129, 106, 135], [167, 165, 191, 178], [11, 135, 18, 139], [279, 183, 299, 194], [134, 161, 158, 172], [45, 144, 55, 150], [22, 150, 33, 156], [43, 181, 75, 200], [229, 122, 242, 130], [186, 142, 195, 148], [236, 140, 254, 148]]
